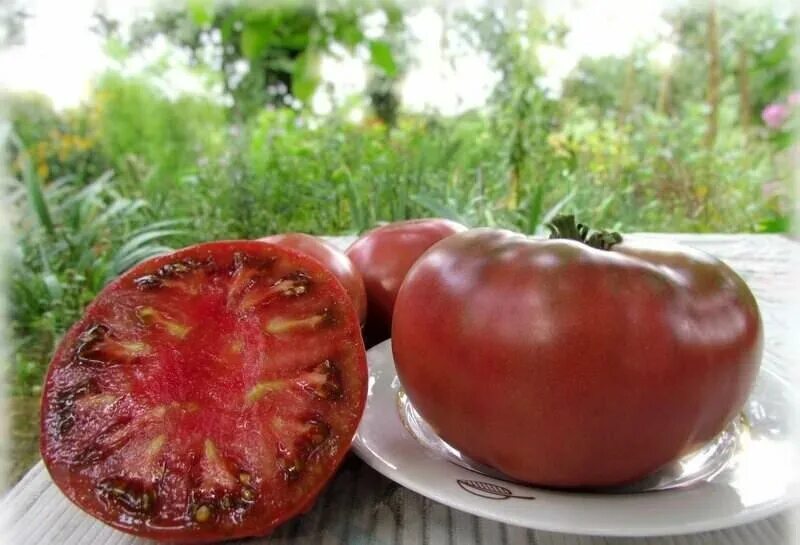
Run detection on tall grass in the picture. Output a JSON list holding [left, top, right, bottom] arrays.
[[7, 132, 191, 394], [4, 72, 788, 395]]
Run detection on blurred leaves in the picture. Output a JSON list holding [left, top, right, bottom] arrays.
[[124, 2, 404, 115], [187, 0, 213, 27], [369, 40, 397, 76], [291, 51, 321, 102]]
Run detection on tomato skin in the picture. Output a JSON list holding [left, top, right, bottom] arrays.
[[345, 219, 467, 344], [391, 229, 762, 488], [40, 240, 368, 543], [260, 233, 367, 325]]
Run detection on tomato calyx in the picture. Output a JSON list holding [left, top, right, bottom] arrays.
[[546, 214, 623, 250]]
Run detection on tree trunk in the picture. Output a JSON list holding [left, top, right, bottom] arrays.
[[737, 42, 751, 131], [704, 1, 721, 149], [617, 55, 636, 125]]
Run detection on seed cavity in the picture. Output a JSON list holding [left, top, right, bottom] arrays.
[[198, 438, 239, 490], [280, 458, 303, 482], [265, 310, 330, 335], [75, 324, 150, 366], [91, 417, 134, 453], [97, 478, 154, 515], [298, 360, 343, 400], [275, 417, 331, 482], [237, 271, 312, 311], [272, 271, 311, 297], [52, 380, 99, 436], [133, 274, 162, 289], [305, 419, 331, 447], [228, 253, 277, 307], [134, 258, 212, 292], [136, 306, 191, 339], [75, 324, 110, 364]]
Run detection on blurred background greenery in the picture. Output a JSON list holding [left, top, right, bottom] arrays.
[[1, 0, 797, 484]]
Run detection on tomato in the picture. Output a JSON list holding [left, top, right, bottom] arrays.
[[260, 233, 367, 325], [391, 216, 762, 488], [40, 241, 367, 542], [346, 218, 467, 344]]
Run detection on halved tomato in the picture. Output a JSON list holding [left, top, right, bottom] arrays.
[[40, 241, 367, 542]]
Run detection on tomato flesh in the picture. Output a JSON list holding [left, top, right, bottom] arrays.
[[259, 233, 367, 325], [41, 241, 367, 542]]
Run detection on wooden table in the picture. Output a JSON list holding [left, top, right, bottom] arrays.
[[3, 234, 798, 545]]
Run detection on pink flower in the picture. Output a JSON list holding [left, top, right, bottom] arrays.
[[788, 91, 800, 107], [761, 180, 785, 199], [761, 103, 789, 128]]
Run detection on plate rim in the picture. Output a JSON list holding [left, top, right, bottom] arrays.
[[352, 339, 798, 537]]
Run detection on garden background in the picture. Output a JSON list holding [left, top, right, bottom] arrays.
[[1, 0, 797, 488]]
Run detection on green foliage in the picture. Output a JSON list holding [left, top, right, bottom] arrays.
[[5, 2, 795, 401], [89, 72, 226, 190], [368, 40, 397, 76], [4, 92, 109, 183], [8, 162, 191, 394], [127, 2, 404, 117]]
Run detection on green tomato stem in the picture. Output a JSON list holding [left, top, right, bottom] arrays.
[[546, 214, 623, 250]]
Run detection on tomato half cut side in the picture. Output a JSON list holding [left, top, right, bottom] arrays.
[[40, 241, 367, 543]]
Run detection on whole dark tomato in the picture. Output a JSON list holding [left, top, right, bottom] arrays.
[[260, 233, 367, 325], [40, 241, 367, 542], [346, 218, 467, 345], [391, 216, 762, 488]]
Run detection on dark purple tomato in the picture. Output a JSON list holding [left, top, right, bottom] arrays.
[[346, 219, 467, 344], [392, 216, 762, 488]]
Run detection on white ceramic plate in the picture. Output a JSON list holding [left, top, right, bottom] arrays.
[[352, 340, 800, 537]]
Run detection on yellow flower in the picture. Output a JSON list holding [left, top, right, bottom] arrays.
[[37, 162, 49, 180]]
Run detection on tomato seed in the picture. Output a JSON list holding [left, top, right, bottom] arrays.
[[194, 504, 212, 523], [240, 488, 255, 502]]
